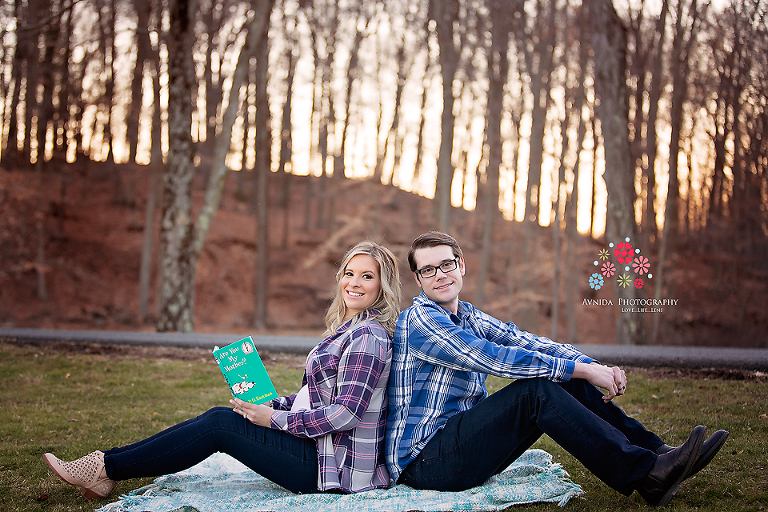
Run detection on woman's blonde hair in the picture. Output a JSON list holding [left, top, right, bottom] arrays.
[[324, 241, 402, 336]]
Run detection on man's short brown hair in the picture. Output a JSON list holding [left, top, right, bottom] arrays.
[[407, 231, 464, 273]]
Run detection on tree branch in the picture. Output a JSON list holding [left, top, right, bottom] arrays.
[[17, 0, 84, 33]]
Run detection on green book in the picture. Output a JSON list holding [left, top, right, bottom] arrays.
[[213, 336, 277, 404]]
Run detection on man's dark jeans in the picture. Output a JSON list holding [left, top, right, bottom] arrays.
[[104, 407, 318, 494], [398, 378, 662, 495]]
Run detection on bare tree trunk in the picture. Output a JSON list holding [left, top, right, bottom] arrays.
[[201, 0, 225, 142], [139, 164, 160, 321], [520, 0, 557, 224], [503, 1, 553, 332], [150, 47, 165, 320], [275, 6, 298, 248], [526, 87, 549, 223], [302, 24, 317, 232], [642, 1, 670, 248], [127, 0, 153, 164], [156, 0, 274, 332], [102, 0, 116, 165], [477, 0, 514, 308], [590, 114, 598, 236], [3, 0, 24, 162], [69, 48, 86, 160], [303, 172, 315, 231], [56, 3, 74, 163], [35, 0, 56, 164], [430, 0, 460, 232], [317, 117, 329, 229], [626, 1, 666, 246], [192, 4, 273, 256], [21, 0, 37, 166], [99, 0, 134, 204], [373, 38, 407, 184], [588, 0, 644, 345], [508, 78, 523, 222], [709, 89, 728, 220], [35, 160, 48, 300], [551, 112, 570, 340], [514, 217, 540, 332], [137, 10, 165, 318], [252, 36, 270, 330], [372, 26, 385, 187], [565, 29, 588, 343], [157, 0, 198, 333], [309, 6, 338, 231], [32, 0, 60, 301], [324, 93, 337, 235], [549, 3, 576, 341], [328, 16, 367, 236], [652, 0, 705, 342], [278, 46, 296, 249], [413, 53, 432, 186]]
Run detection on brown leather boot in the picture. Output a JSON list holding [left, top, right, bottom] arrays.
[[43, 451, 116, 499]]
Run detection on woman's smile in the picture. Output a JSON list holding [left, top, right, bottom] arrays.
[[340, 254, 381, 318]]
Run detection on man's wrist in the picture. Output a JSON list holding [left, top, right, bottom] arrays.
[[572, 362, 589, 380]]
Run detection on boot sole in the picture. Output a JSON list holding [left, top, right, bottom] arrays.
[[81, 486, 106, 500], [687, 430, 729, 478]]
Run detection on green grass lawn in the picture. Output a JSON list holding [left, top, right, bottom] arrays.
[[1, 341, 766, 512]]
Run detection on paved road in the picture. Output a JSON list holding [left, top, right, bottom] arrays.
[[2, 327, 767, 371]]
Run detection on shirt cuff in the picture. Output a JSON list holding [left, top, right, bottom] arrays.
[[558, 359, 577, 381], [270, 410, 289, 431]]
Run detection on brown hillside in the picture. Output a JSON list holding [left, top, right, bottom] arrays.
[[0, 161, 765, 347]]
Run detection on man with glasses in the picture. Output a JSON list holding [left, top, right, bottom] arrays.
[[385, 231, 727, 507]]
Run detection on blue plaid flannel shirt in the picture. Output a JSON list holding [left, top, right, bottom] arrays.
[[385, 291, 596, 481]]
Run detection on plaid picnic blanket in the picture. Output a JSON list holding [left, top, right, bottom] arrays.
[[96, 449, 582, 512]]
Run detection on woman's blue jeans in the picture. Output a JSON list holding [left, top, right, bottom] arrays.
[[398, 378, 662, 495], [103, 407, 318, 494]]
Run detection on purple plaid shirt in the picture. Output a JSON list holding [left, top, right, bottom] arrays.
[[270, 311, 392, 492]]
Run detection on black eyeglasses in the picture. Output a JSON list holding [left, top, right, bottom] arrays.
[[416, 258, 459, 279]]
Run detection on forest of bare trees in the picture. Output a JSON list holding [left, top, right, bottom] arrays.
[[1, 0, 766, 341]]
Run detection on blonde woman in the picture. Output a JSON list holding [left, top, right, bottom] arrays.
[[44, 241, 401, 498]]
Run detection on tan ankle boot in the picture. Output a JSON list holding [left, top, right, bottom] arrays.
[[43, 451, 116, 499]]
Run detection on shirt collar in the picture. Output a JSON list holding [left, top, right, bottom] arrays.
[[413, 290, 469, 322], [336, 308, 379, 334]]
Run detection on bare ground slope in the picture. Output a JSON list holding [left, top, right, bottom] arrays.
[[1, 161, 765, 347]]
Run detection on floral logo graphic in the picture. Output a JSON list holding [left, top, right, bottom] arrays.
[[614, 242, 634, 265], [589, 273, 605, 290], [589, 237, 654, 315], [618, 274, 632, 288], [633, 256, 650, 275], [592, 237, 653, 290]]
